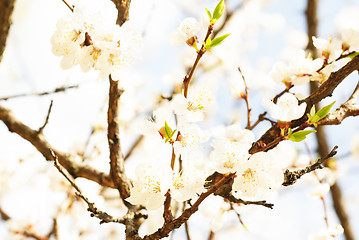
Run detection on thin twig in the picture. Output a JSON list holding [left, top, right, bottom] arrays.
[[248, 112, 267, 130], [0, 207, 10, 221], [52, 150, 126, 224], [237, 67, 251, 129], [183, 24, 214, 98], [282, 146, 338, 186], [38, 100, 53, 133], [0, 85, 78, 101], [61, 0, 74, 12], [224, 194, 274, 209], [124, 135, 144, 161], [229, 203, 248, 231], [46, 218, 59, 239]]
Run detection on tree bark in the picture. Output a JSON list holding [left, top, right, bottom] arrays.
[[0, 0, 15, 61]]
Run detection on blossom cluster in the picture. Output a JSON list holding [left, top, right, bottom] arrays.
[[270, 28, 359, 86], [51, 0, 141, 80]]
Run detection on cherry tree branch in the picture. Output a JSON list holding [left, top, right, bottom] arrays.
[[282, 146, 338, 186], [0, 104, 116, 188], [108, 76, 131, 200], [318, 80, 359, 125], [0, 0, 15, 62], [249, 55, 359, 154], [111, 0, 131, 26], [163, 190, 173, 224]]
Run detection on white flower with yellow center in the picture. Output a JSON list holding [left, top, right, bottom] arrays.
[[170, 168, 205, 202], [172, 84, 214, 123], [126, 163, 171, 210], [210, 139, 250, 174], [232, 152, 283, 198]]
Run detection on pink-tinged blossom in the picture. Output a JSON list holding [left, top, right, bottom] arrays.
[[263, 93, 306, 122], [313, 36, 342, 63], [340, 28, 359, 52]]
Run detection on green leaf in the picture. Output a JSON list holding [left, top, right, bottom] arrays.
[[171, 129, 177, 138], [205, 8, 212, 19], [310, 105, 316, 117], [314, 101, 335, 122], [348, 51, 359, 59], [209, 34, 230, 48], [289, 130, 316, 142], [204, 37, 212, 50], [213, 0, 225, 21], [164, 121, 172, 139]]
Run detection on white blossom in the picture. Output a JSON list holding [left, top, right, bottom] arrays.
[[270, 50, 323, 86], [309, 63, 336, 84], [232, 152, 283, 198], [210, 139, 250, 174], [340, 28, 359, 52], [126, 163, 171, 210], [172, 84, 214, 123], [169, 17, 200, 46], [170, 167, 205, 202], [313, 36, 342, 63], [263, 93, 306, 122], [309, 225, 344, 240], [224, 124, 255, 149], [139, 101, 176, 142], [173, 123, 209, 156]]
